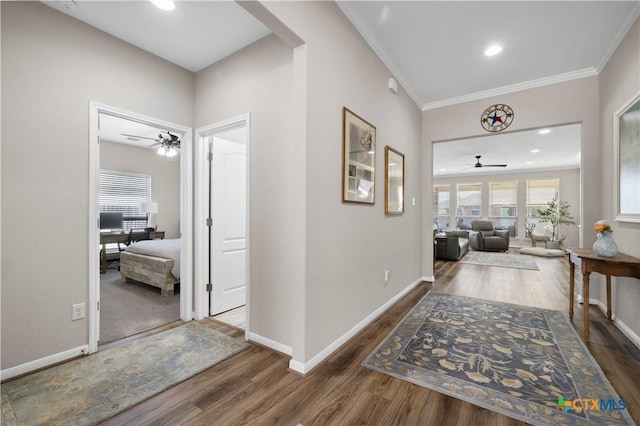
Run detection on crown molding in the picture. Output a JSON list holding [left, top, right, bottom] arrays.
[[596, 3, 640, 73], [336, 1, 423, 109], [422, 68, 598, 111]]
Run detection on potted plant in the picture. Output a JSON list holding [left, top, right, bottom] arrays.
[[538, 196, 575, 242]]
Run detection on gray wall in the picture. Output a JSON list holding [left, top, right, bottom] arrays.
[[424, 17, 640, 341], [263, 2, 424, 364], [598, 18, 640, 338], [423, 76, 600, 279], [195, 34, 297, 349], [1, 2, 194, 369], [3, 1, 637, 373], [434, 168, 581, 248], [101, 142, 181, 239]]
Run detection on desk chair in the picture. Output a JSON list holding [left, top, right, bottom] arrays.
[[119, 229, 151, 251], [117, 229, 151, 270]]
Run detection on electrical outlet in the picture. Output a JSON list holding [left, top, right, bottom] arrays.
[[72, 303, 85, 321]]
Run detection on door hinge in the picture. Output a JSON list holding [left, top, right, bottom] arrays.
[[206, 283, 213, 292], [206, 218, 213, 227], [207, 152, 213, 161], [97, 301, 100, 311]]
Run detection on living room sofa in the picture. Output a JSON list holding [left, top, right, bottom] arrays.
[[435, 230, 470, 261]]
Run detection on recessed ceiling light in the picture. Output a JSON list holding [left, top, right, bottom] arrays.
[[531, 149, 540, 153], [538, 129, 551, 134], [526, 161, 534, 165], [150, 0, 175, 11], [484, 45, 502, 56]]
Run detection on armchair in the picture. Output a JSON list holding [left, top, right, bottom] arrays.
[[469, 221, 509, 252]]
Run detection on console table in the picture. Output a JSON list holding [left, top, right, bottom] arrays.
[[567, 248, 640, 341], [100, 230, 165, 273]]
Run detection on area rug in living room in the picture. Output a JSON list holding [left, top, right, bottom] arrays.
[[460, 250, 539, 270], [363, 292, 634, 425], [1, 322, 249, 426]]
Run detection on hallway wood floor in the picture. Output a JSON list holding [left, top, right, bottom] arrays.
[[102, 253, 640, 425]]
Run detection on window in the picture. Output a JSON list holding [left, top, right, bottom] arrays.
[[433, 184, 450, 231], [489, 181, 517, 237], [99, 171, 151, 233], [456, 183, 481, 229], [526, 179, 559, 237]]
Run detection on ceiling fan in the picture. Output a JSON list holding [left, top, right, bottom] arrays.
[[468, 155, 507, 169], [122, 131, 181, 157]]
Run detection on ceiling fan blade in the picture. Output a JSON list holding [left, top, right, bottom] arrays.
[[482, 164, 507, 167], [122, 133, 159, 141], [146, 142, 161, 148]]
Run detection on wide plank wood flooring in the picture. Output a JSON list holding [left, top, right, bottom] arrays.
[[102, 252, 640, 425]]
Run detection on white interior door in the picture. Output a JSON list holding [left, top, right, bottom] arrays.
[[210, 133, 247, 315]]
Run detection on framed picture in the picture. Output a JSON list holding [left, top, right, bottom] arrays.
[[385, 146, 404, 215], [342, 107, 376, 204], [614, 90, 640, 223]]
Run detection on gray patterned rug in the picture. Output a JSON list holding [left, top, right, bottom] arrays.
[[460, 250, 539, 270], [363, 292, 633, 425], [1, 322, 248, 426]]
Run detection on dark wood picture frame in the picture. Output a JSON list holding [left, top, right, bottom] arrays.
[[385, 146, 404, 215], [342, 107, 376, 204]]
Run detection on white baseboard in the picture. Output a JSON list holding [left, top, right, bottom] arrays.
[[422, 275, 435, 283], [1, 345, 89, 381], [288, 277, 424, 375], [593, 300, 640, 349], [248, 332, 292, 356]]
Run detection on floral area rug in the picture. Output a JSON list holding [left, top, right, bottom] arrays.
[[1, 322, 248, 426], [460, 250, 539, 270], [363, 292, 634, 425]]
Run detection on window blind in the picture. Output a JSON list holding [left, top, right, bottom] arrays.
[[99, 171, 151, 231], [490, 181, 517, 217], [526, 179, 559, 217]]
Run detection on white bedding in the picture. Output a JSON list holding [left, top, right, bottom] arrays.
[[125, 238, 181, 278]]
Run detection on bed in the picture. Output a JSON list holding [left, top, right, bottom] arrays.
[[119, 238, 180, 297]]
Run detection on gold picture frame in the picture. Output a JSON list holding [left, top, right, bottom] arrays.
[[342, 107, 376, 204], [385, 146, 404, 215], [614, 90, 640, 223]]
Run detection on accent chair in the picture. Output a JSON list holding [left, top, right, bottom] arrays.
[[469, 221, 509, 252]]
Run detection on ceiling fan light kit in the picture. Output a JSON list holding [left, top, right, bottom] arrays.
[[122, 130, 180, 159]]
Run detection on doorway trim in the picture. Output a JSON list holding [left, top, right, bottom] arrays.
[[88, 101, 193, 353], [194, 113, 251, 341]]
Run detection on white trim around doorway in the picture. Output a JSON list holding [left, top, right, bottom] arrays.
[[195, 113, 251, 342], [88, 101, 193, 354]]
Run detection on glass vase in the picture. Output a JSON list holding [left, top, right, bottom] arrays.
[[593, 232, 618, 257]]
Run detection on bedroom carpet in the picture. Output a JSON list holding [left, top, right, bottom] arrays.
[[100, 269, 180, 344], [363, 292, 634, 425], [1, 322, 249, 426], [460, 250, 539, 270]]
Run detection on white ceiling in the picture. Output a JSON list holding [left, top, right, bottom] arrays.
[[338, 1, 639, 110], [99, 114, 174, 149], [433, 124, 581, 177], [45, 1, 636, 170], [43, 0, 271, 73]]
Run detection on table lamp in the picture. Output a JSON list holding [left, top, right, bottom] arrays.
[[141, 202, 159, 230]]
